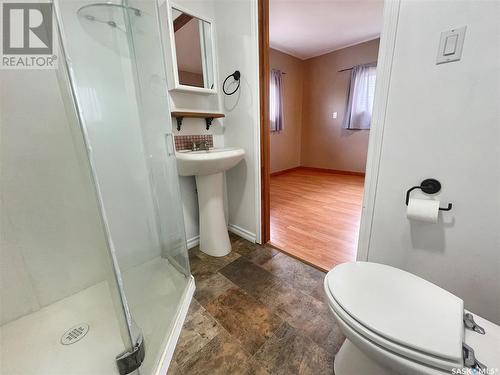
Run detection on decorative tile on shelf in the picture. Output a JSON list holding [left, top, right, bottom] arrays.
[[175, 135, 214, 151]]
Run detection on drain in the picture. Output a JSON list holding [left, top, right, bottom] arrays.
[[60, 323, 90, 345]]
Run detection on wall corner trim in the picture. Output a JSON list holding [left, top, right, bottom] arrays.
[[356, 0, 401, 262]]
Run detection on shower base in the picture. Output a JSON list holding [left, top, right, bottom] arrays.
[[0, 281, 125, 375], [0, 257, 190, 375]]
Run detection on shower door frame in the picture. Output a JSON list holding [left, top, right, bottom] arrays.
[[52, 1, 195, 373], [121, 0, 195, 372], [53, 2, 137, 359], [121, 0, 192, 279]]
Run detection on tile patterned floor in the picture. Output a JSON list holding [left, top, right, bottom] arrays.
[[167, 234, 345, 375]]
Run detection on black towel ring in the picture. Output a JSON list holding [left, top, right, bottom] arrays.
[[223, 70, 241, 95]]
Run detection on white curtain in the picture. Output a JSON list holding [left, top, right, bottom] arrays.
[[270, 69, 284, 132], [342, 63, 377, 130]]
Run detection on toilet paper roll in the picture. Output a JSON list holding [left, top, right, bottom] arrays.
[[406, 198, 440, 223]]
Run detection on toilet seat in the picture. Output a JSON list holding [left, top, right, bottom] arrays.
[[325, 262, 464, 372], [326, 282, 462, 372], [329, 298, 449, 374], [325, 262, 500, 373]]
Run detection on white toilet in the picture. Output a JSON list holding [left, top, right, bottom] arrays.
[[324, 262, 500, 375]]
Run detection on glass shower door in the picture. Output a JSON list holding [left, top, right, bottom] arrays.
[[125, 0, 190, 275], [0, 57, 134, 375], [56, 0, 192, 373]]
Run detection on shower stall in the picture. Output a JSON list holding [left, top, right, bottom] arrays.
[[0, 0, 193, 374]]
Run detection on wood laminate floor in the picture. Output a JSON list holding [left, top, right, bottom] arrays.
[[270, 168, 365, 271]]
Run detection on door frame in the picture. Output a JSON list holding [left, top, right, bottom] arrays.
[[257, 0, 401, 259], [258, 0, 271, 244]]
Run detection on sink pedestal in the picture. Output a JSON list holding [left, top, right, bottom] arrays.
[[176, 146, 245, 257], [196, 172, 231, 257]]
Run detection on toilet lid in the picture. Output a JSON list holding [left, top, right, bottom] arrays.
[[326, 262, 464, 362]]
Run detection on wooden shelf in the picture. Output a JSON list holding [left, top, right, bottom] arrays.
[[171, 111, 225, 119], [171, 111, 225, 131]]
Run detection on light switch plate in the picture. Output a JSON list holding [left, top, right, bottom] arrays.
[[436, 26, 466, 64]]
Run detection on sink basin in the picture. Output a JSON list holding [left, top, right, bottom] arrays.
[[175, 147, 245, 257], [176, 147, 245, 176]]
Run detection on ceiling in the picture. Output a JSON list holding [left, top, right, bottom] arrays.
[[270, 0, 384, 60]]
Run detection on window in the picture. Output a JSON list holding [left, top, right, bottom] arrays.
[[270, 69, 284, 132], [342, 63, 377, 130]]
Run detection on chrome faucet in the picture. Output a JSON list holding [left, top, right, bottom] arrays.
[[201, 140, 210, 150], [191, 140, 210, 151]]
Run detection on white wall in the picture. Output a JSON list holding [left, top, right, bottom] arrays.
[[159, 0, 260, 244], [0, 69, 109, 324], [365, 0, 500, 324], [214, 0, 260, 241]]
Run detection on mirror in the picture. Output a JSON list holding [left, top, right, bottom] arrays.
[[170, 7, 215, 92]]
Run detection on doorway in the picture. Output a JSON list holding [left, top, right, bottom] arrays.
[[259, 0, 383, 271]]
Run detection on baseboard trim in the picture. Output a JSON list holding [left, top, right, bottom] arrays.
[[188, 227, 256, 247], [186, 235, 200, 249], [270, 166, 301, 177], [228, 224, 256, 243], [271, 166, 365, 177], [300, 166, 365, 176], [155, 275, 195, 375]]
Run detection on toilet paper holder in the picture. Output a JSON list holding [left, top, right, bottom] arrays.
[[405, 179, 453, 211]]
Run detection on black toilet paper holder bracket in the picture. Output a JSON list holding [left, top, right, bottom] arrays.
[[405, 178, 453, 211]]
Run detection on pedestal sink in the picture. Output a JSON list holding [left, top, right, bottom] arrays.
[[176, 147, 245, 257]]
